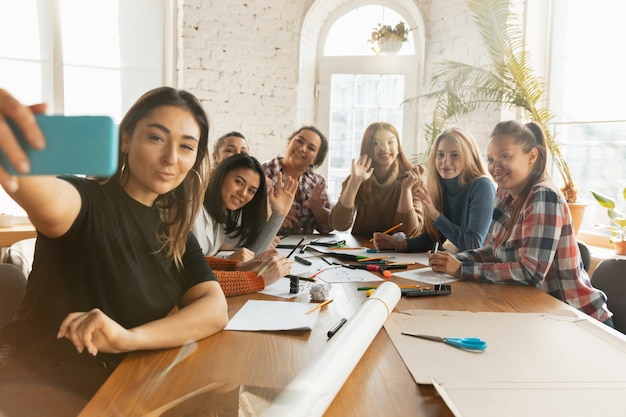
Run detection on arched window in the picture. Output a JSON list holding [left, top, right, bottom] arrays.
[[315, 4, 423, 201]]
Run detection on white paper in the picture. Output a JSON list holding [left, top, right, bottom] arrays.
[[393, 266, 458, 285], [225, 300, 319, 331], [259, 277, 301, 299], [384, 309, 626, 417], [261, 281, 401, 417]]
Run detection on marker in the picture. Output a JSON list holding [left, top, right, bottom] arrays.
[[299, 244, 309, 254], [286, 274, 315, 282], [294, 256, 312, 266], [327, 318, 347, 339], [289, 276, 299, 294], [434, 242, 439, 254]]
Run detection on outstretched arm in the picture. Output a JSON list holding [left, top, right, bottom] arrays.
[[0, 89, 81, 238]]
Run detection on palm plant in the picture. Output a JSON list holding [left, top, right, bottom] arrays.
[[408, 0, 578, 202]]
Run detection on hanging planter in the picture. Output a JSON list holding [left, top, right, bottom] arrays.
[[376, 37, 404, 54], [368, 21, 412, 55]]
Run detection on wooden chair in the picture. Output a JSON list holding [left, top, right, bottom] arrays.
[[591, 258, 626, 334]]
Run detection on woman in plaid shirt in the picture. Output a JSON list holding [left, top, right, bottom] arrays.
[[429, 120, 612, 325]]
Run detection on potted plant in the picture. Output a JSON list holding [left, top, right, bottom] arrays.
[[591, 188, 626, 255], [406, 0, 581, 211], [368, 22, 410, 54]]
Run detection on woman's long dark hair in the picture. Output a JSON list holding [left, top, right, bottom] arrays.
[[110, 87, 209, 268], [491, 120, 548, 245], [204, 153, 268, 247]]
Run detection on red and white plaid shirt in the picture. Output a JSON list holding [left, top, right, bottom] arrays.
[[456, 179, 611, 323], [262, 156, 333, 234]]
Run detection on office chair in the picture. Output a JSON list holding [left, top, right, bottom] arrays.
[[0, 263, 27, 327], [577, 241, 591, 272], [591, 258, 626, 334]]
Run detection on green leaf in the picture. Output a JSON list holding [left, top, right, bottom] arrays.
[[591, 190, 616, 210]]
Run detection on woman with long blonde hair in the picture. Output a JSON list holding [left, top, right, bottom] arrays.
[[374, 127, 495, 252]]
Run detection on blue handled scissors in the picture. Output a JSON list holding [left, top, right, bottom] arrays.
[[401, 332, 487, 351]]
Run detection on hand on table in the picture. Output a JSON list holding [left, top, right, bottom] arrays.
[[58, 308, 129, 356], [427, 250, 462, 279], [373, 232, 407, 251]]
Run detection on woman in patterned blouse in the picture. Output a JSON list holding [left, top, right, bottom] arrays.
[[428, 120, 612, 325]]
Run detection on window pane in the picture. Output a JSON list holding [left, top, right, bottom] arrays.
[[555, 123, 626, 231], [327, 73, 405, 201], [324, 6, 414, 56], [0, 0, 40, 59], [61, 0, 121, 67], [0, 61, 43, 103], [63, 67, 122, 120], [550, 0, 626, 235]]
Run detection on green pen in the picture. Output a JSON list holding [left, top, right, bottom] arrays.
[[357, 286, 377, 291]]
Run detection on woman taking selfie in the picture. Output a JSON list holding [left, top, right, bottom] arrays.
[[0, 87, 228, 415]]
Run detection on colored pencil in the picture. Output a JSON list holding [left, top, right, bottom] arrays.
[[369, 222, 403, 241], [306, 298, 333, 314]]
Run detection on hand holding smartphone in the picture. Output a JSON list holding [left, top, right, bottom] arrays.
[[1, 115, 118, 177]]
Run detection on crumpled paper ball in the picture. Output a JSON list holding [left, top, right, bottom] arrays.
[[310, 282, 332, 301]]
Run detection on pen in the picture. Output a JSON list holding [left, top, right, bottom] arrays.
[[306, 298, 333, 314], [327, 317, 347, 339], [309, 269, 325, 279], [434, 242, 439, 254], [358, 284, 420, 290], [286, 237, 306, 258], [369, 222, 403, 242], [299, 244, 309, 254]]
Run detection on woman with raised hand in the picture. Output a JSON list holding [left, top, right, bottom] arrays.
[[263, 126, 333, 235], [373, 128, 495, 253], [0, 87, 228, 415], [330, 121, 424, 238], [193, 153, 295, 295], [428, 120, 612, 325]]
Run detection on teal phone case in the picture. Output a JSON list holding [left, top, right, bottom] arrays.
[[2, 115, 119, 176]]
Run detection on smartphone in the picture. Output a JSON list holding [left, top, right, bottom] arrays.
[[1, 114, 118, 177]]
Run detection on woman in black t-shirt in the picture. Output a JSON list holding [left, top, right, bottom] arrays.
[[0, 87, 228, 416]]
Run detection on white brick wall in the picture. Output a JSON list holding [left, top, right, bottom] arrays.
[[179, 0, 499, 163]]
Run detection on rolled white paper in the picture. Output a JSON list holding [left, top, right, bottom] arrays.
[[260, 281, 401, 417]]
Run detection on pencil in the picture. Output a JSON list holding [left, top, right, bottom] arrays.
[[256, 261, 270, 277], [369, 222, 403, 242], [306, 298, 333, 314], [286, 236, 306, 258]]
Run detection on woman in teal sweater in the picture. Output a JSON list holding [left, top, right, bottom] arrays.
[[374, 127, 495, 253]]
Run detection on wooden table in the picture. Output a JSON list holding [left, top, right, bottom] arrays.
[[79, 235, 572, 417], [0, 223, 36, 247]]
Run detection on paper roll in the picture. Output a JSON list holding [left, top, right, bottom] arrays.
[[260, 281, 401, 417]]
